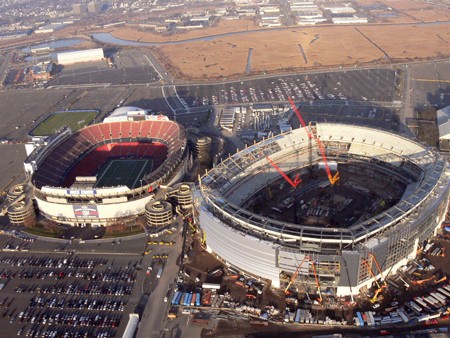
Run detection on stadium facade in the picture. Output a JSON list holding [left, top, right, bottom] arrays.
[[196, 123, 450, 296], [24, 112, 189, 227]]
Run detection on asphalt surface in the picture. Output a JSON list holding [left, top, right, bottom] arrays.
[[0, 226, 186, 338], [136, 218, 184, 338]]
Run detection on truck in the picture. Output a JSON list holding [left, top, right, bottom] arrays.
[[195, 292, 201, 307], [164, 288, 171, 303], [190, 293, 196, 306], [294, 309, 301, 323], [202, 290, 212, 306], [408, 301, 423, 314], [438, 288, 450, 299], [414, 297, 429, 310], [356, 312, 364, 326], [396, 308, 409, 323], [366, 311, 375, 326], [156, 267, 163, 279], [171, 291, 180, 305]]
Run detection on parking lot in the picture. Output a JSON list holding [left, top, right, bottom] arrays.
[[47, 50, 161, 87], [411, 61, 450, 110], [177, 68, 399, 108], [0, 223, 182, 338]]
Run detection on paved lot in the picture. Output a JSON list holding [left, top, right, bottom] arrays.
[[411, 61, 450, 109], [176, 68, 399, 108], [0, 144, 27, 193], [47, 50, 160, 87], [0, 227, 182, 338], [291, 102, 399, 132]]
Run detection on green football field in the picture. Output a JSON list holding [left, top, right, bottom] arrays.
[[31, 111, 98, 136], [95, 159, 153, 189]]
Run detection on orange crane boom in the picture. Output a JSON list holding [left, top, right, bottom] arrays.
[[287, 97, 339, 185], [285, 256, 309, 293], [369, 253, 387, 287]]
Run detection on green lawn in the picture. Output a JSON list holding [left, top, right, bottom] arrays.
[[103, 226, 145, 238], [25, 226, 63, 238], [31, 110, 98, 136], [96, 159, 153, 189]]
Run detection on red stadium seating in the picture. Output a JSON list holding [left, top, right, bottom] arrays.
[[33, 120, 182, 189]]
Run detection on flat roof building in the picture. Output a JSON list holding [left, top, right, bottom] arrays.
[[56, 48, 104, 65]]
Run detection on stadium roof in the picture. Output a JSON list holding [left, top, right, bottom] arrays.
[[110, 106, 148, 117]]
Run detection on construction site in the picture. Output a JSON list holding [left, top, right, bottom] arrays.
[[242, 162, 405, 229]]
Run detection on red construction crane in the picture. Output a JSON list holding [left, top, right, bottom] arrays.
[[288, 97, 340, 186], [266, 156, 302, 188]]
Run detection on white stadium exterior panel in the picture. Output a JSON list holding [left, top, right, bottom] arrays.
[[200, 209, 281, 287]]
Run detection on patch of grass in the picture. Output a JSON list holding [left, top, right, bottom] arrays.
[[103, 226, 144, 238], [25, 226, 63, 238], [31, 110, 98, 136]]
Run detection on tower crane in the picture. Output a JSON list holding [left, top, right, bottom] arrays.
[[266, 156, 302, 188], [311, 260, 323, 304], [362, 253, 387, 303], [288, 97, 340, 186]]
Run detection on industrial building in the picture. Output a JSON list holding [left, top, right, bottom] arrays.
[[56, 48, 104, 65], [196, 123, 450, 296]]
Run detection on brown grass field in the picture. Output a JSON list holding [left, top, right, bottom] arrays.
[[1, 0, 448, 81], [109, 21, 449, 80]]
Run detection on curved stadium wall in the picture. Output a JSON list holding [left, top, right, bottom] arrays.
[[197, 123, 450, 295], [29, 120, 187, 226]]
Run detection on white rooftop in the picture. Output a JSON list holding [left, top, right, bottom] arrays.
[[437, 106, 450, 140]]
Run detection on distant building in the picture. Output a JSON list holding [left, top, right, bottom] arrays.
[[72, 4, 87, 15], [332, 16, 368, 24], [437, 106, 450, 151], [28, 62, 53, 81], [56, 48, 104, 65], [34, 23, 67, 34], [87, 2, 98, 13]]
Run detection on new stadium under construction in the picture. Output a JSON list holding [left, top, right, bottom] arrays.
[[23, 115, 189, 227], [196, 123, 450, 296]]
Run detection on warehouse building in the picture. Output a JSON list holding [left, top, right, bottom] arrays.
[[56, 48, 104, 65]]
